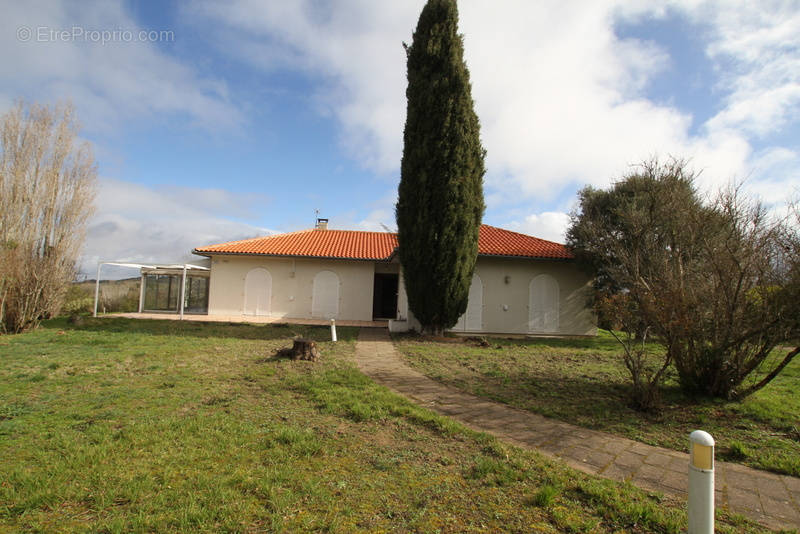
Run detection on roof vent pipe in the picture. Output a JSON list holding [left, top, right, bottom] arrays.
[[315, 218, 328, 230]]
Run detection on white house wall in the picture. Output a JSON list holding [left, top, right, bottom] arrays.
[[205, 253, 595, 335], [471, 257, 594, 335], [395, 257, 595, 336], [470, 257, 594, 335], [207, 255, 375, 321]]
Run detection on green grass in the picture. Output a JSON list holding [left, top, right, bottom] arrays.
[[394, 331, 800, 478], [0, 319, 773, 532]]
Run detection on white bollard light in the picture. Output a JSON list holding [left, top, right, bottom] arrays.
[[330, 318, 337, 342], [688, 430, 715, 534]]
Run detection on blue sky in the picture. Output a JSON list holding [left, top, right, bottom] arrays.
[[2, 0, 799, 277]]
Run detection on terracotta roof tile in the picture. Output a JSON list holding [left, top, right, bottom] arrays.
[[193, 225, 573, 261], [194, 229, 397, 260], [477, 225, 573, 259]]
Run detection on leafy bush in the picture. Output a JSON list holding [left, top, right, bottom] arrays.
[[568, 158, 800, 400]]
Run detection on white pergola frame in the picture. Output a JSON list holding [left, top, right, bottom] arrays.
[[93, 261, 210, 320]]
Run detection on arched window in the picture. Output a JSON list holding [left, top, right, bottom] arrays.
[[529, 274, 559, 333], [454, 274, 483, 331], [244, 268, 272, 316], [312, 270, 340, 318]]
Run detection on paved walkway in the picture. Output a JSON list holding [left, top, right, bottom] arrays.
[[354, 328, 800, 531]]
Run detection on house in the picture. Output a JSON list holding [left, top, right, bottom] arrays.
[[183, 219, 596, 336]]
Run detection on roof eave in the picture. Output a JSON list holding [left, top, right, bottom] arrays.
[[191, 250, 394, 262], [478, 253, 574, 261]]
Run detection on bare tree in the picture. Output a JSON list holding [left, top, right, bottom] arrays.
[[0, 101, 97, 333]]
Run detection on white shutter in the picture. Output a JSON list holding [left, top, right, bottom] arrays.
[[244, 268, 272, 316], [455, 274, 483, 331], [465, 274, 483, 331], [529, 275, 559, 333], [312, 271, 340, 318]]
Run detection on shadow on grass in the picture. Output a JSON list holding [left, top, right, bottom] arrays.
[[422, 357, 740, 434], [393, 330, 652, 354], [44, 316, 360, 342], [453, 365, 650, 426]]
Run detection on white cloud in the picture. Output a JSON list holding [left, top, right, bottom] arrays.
[[6, 0, 797, 263], [81, 178, 273, 278], [326, 191, 398, 232], [190, 0, 417, 174], [0, 0, 243, 133], [506, 212, 571, 244], [693, 1, 800, 139], [194, 0, 799, 231]]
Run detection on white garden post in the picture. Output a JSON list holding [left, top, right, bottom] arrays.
[[93, 263, 102, 317], [179, 264, 187, 320], [330, 318, 337, 342], [138, 273, 145, 313], [688, 430, 715, 534]]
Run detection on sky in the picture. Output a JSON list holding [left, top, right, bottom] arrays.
[[2, 0, 799, 279]]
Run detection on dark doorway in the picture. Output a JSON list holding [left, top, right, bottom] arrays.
[[373, 273, 399, 319]]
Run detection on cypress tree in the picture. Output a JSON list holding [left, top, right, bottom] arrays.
[[396, 0, 485, 335]]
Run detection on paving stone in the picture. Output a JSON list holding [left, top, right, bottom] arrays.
[[725, 470, 759, 492], [726, 490, 762, 513], [628, 441, 658, 456], [569, 428, 595, 439], [761, 496, 800, 523], [758, 484, 792, 504], [498, 419, 536, 433], [659, 471, 687, 494], [469, 416, 515, 432], [666, 456, 687, 474], [614, 450, 647, 469], [538, 440, 572, 456], [433, 404, 473, 417], [643, 452, 673, 468], [600, 462, 638, 482], [602, 439, 632, 454], [579, 434, 610, 449], [561, 447, 614, 470], [561, 457, 599, 475], [783, 475, 800, 493], [634, 463, 665, 484]]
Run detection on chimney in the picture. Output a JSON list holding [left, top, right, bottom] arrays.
[[315, 218, 328, 230]]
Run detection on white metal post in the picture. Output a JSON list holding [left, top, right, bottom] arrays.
[[688, 430, 715, 534], [179, 265, 187, 320], [330, 318, 337, 342], [93, 263, 102, 317], [138, 273, 145, 313]]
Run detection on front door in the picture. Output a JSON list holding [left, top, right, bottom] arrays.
[[372, 273, 399, 319]]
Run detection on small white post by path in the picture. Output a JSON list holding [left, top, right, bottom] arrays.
[[93, 263, 102, 317], [330, 318, 337, 342], [138, 273, 145, 313], [179, 264, 187, 320], [688, 430, 715, 534]]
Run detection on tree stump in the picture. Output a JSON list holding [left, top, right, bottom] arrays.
[[276, 338, 320, 361]]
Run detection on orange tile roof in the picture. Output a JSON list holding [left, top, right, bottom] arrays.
[[194, 229, 398, 260], [193, 225, 573, 261], [477, 225, 573, 259]]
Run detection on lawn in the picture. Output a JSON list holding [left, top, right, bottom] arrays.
[[394, 331, 800, 478], [0, 319, 770, 532]]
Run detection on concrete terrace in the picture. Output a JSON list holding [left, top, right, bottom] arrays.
[[105, 312, 388, 328]]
